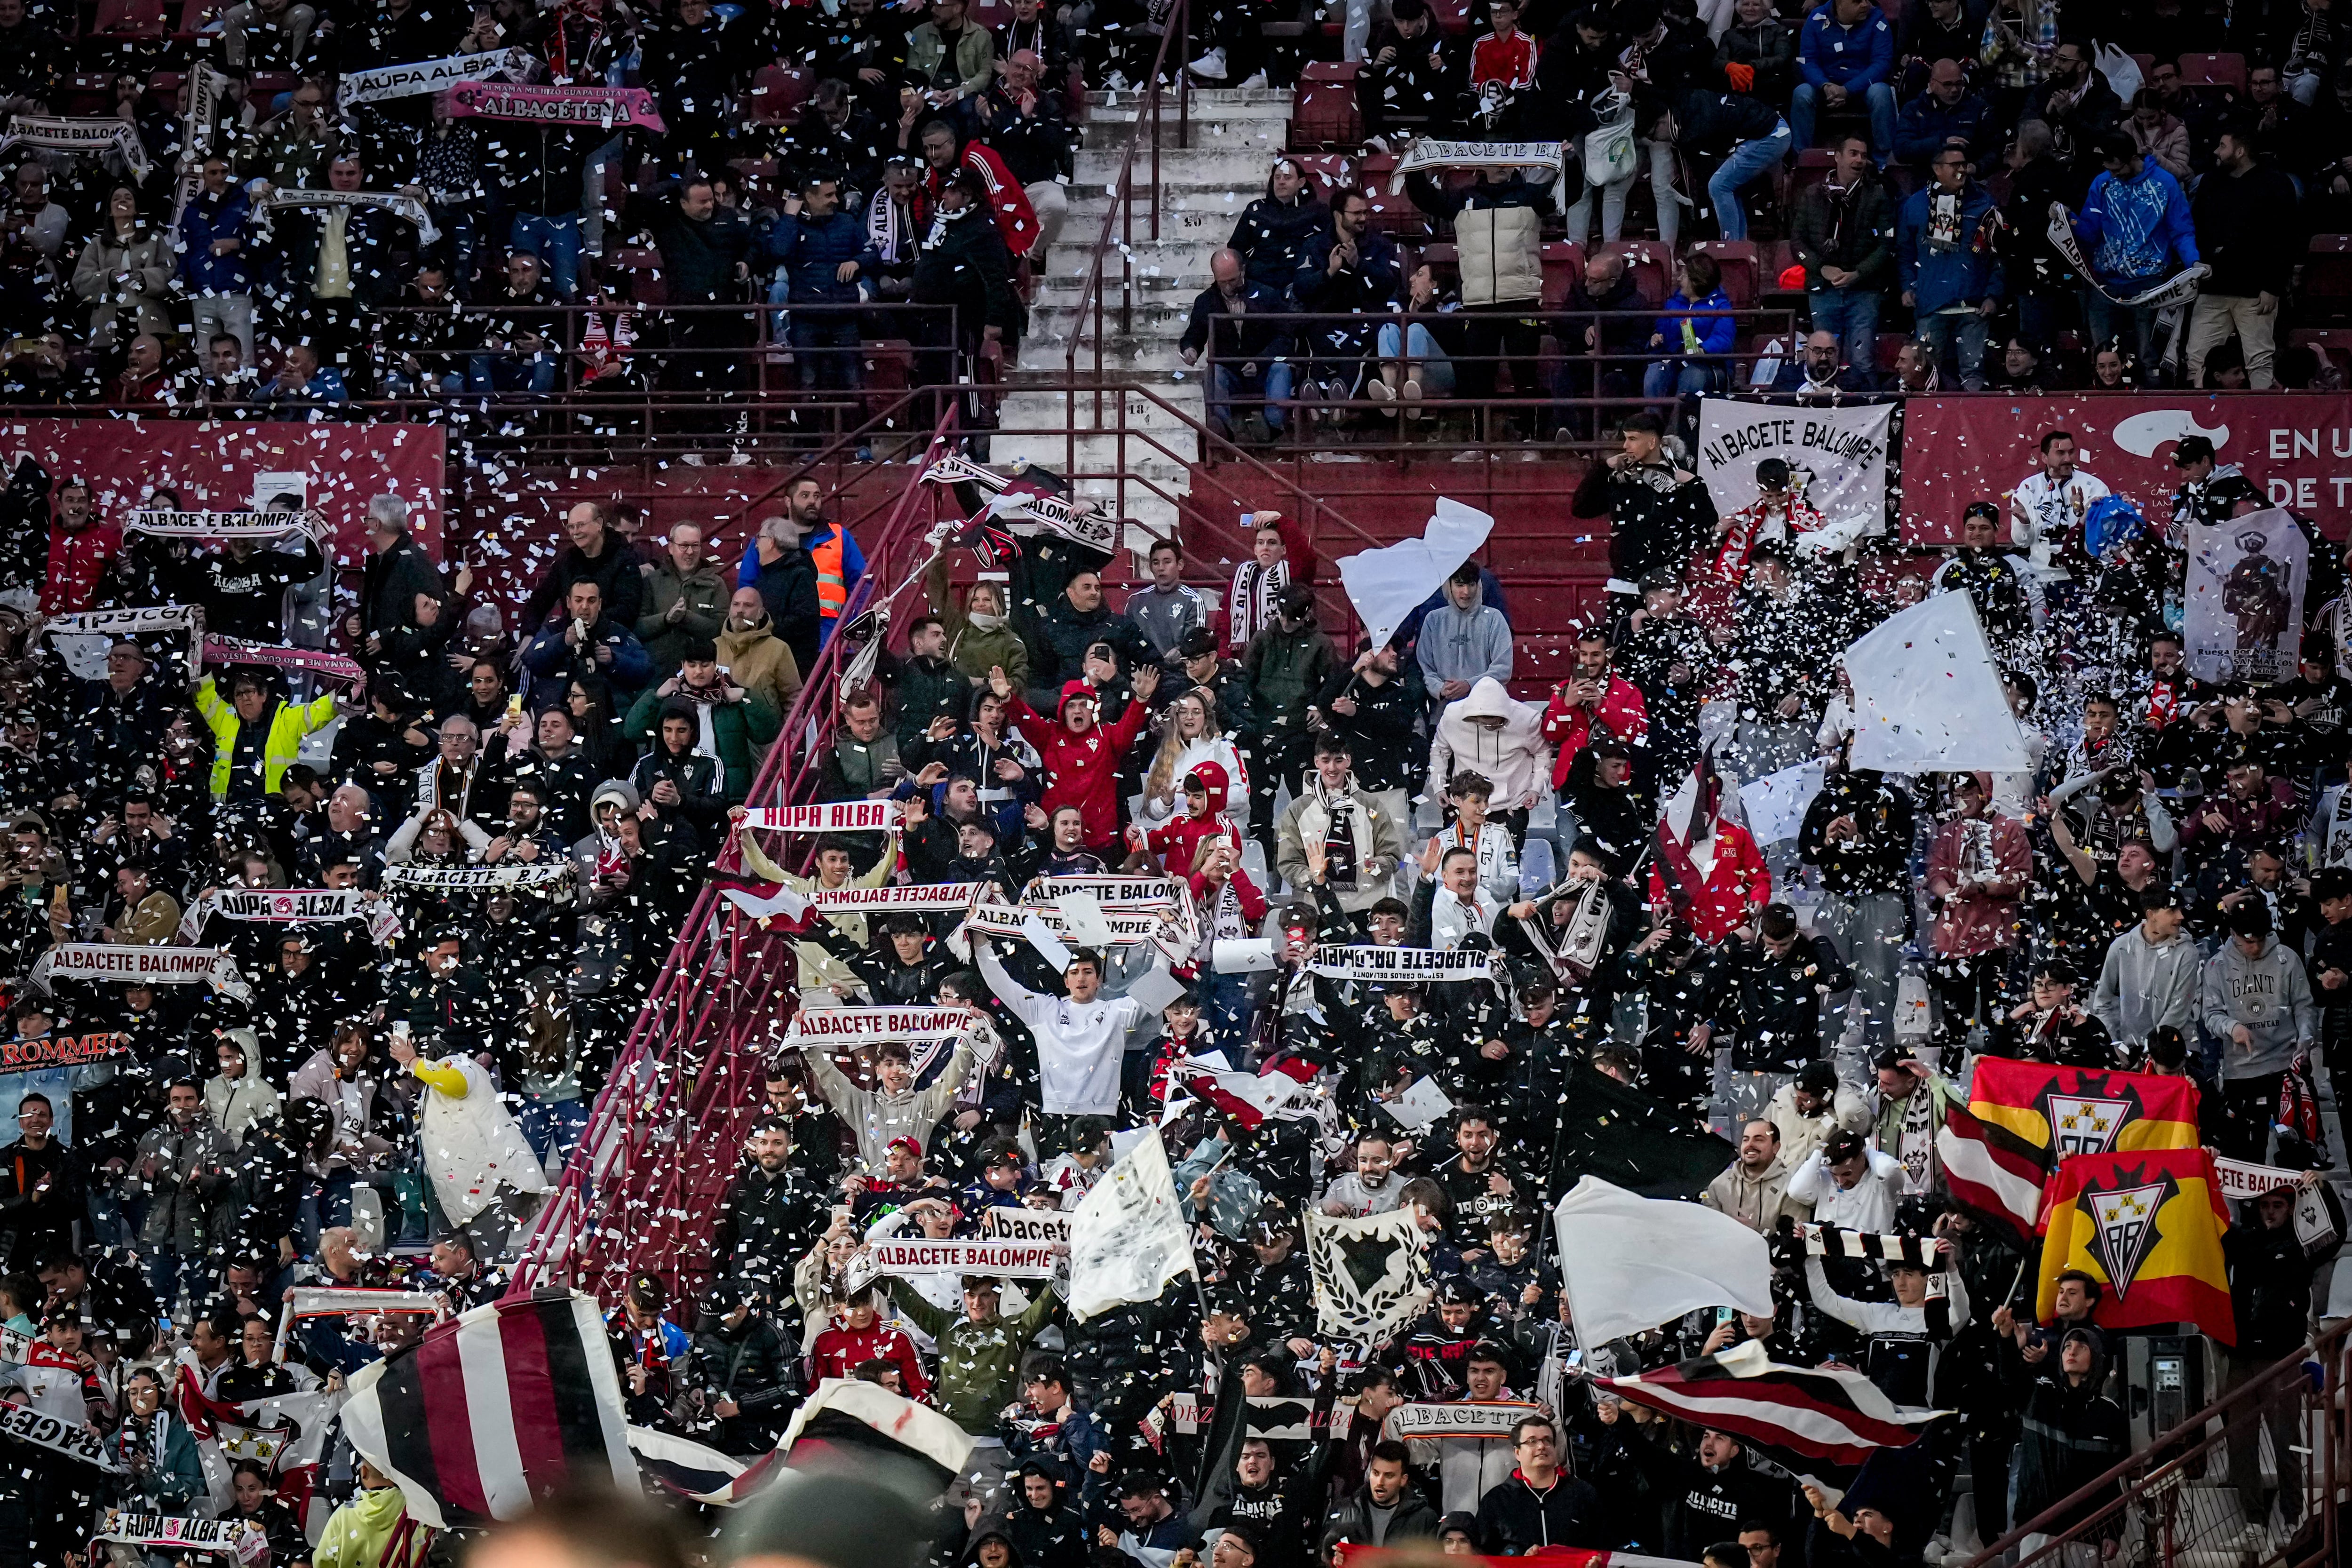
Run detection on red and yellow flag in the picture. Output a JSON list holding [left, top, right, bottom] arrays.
[[1968, 1057, 2202, 1174], [2036, 1146, 2235, 1345]]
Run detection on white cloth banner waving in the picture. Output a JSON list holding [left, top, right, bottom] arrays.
[[1335, 499, 1495, 652], [1696, 398, 1892, 543], [1067, 1127, 1196, 1321], [1551, 1176, 1775, 1345], [1840, 592, 2032, 773]]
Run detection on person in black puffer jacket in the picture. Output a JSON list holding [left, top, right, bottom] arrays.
[[2008, 1327, 2128, 1546], [1228, 159, 1330, 293], [1062, 1294, 1200, 1432], [1000, 1468, 1087, 1568], [911, 171, 1026, 431]]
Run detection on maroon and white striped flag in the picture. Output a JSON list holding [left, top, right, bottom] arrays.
[[1596, 1340, 1945, 1468], [339, 1290, 636, 1527], [1934, 1099, 2049, 1245]]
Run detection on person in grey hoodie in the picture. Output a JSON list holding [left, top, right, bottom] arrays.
[[1414, 562, 1513, 706], [2091, 886, 2200, 1058], [2199, 897, 2316, 1162]]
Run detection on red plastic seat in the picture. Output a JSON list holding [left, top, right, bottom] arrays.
[[749, 64, 812, 127], [2308, 234, 2352, 299], [1538, 240, 1584, 309], [1687, 239, 1757, 308], [2178, 52, 2245, 90], [1289, 61, 1362, 151]]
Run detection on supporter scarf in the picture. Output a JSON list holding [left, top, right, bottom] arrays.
[[782, 1005, 976, 1047], [0, 1399, 119, 1471], [1384, 138, 1564, 193], [2044, 202, 2210, 307], [446, 80, 667, 132], [961, 899, 1181, 952], [1796, 1222, 1935, 1267], [126, 509, 327, 539], [96, 1512, 266, 1564], [381, 861, 574, 892], [867, 1238, 1060, 1280], [921, 454, 1119, 554], [28, 944, 248, 1000], [803, 883, 988, 913], [1711, 495, 1826, 583], [0, 1032, 127, 1073], [201, 638, 366, 686], [183, 888, 365, 938], [739, 801, 903, 833], [0, 115, 151, 179], [1305, 944, 1494, 981], [336, 49, 533, 106], [259, 187, 439, 244], [39, 604, 198, 639], [866, 187, 912, 264], [1380, 1400, 1540, 1441]]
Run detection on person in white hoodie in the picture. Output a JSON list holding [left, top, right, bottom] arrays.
[[202, 1030, 281, 1150], [1428, 677, 1552, 832], [2091, 885, 2200, 1058], [1786, 1128, 1902, 1234]]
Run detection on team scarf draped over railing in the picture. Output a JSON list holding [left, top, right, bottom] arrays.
[[2044, 202, 2211, 308], [0, 115, 151, 178], [921, 453, 1119, 553], [336, 48, 534, 106], [381, 860, 575, 893], [125, 509, 328, 540], [1305, 943, 1494, 982], [1386, 138, 1565, 193], [447, 80, 666, 131], [201, 638, 366, 686], [259, 187, 439, 245], [95, 1512, 266, 1564]]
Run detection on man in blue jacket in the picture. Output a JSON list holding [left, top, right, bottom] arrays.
[[766, 169, 881, 393], [1897, 145, 2002, 390], [2070, 129, 2200, 369], [1793, 0, 1896, 163], [521, 578, 654, 711], [1893, 58, 1996, 173], [176, 156, 255, 362]]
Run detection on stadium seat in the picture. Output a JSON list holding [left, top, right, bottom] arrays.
[[61, 73, 114, 112], [90, 0, 167, 34], [749, 64, 813, 127], [1688, 240, 1757, 308], [1787, 145, 1837, 208], [608, 247, 668, 306], [1420, 242, 1459, 276], [1432, 0, 1472, 32], [2291, 326, 2352, 379], [2308, 235, 2352, 301], [1539, 241, 1585, 309], [174, 0, 219, 33], [1363, 183, 1429, 239], [2130, 52, 2157, 76], [2179, 52, 2245, 90], [1612, 242, 1672, 306], [1290, 61, 1362, 151], [1874, 331, 1910, 373]]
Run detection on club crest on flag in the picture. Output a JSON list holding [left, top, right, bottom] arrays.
[[2085, 1174, 2176, 1298], [2046, 1092, 2136, 1157], [1306, 1209, 1431, 1342]]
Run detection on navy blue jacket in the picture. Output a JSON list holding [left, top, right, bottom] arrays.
[[765, 207, 881, 305]]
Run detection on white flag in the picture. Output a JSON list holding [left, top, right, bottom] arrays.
[[1840, 592, 2031, 773], [1306, 1208, 1430, 1342], [1335, 498, 1494, 651], [1551, 1176, 1774, 1345], [1067, 1127, 1196, 1321]]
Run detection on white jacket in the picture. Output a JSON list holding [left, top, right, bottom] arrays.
[[1429, 678, 1551, 808], [1786, 1146, 1902, 1234], [203, 1074, 282, 1149]]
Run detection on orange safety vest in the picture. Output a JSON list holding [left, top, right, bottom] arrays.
[[814, 525, 847, 620]]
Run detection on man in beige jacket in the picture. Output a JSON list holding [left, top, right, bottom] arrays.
[[1701, 1117, 1811, 1234]]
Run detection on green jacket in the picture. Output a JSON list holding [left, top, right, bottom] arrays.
[[905, 19, 994, 96], [892, 1283, 1059, 1433], [1871, 1071, 1959, 1185], [637, 559, 731, 676], [624, 684, 783, 804], [1240, 620, 1338, 732]]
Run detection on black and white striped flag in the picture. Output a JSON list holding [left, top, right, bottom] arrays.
[[340, 1290, 637, 1528], [1597, 1340, 1947, 1468], [1796, 1223, 1936, 1268]]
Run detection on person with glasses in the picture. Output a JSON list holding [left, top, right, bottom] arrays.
[[1473, 1414, 1604, 1553], [1897, 141, 2003, 391]]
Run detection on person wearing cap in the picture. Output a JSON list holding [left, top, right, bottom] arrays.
[[2066, 129, 2198, 371], [988, 660, 1161, 856], [2201, 895, 2318, 1162], [1866, 1045, 1958, 1198], [885, 1261, 1059, 1451], [994, 1458, 1089, 1568], [1312, 637, 1424, 822], [2169, 431, 2266, 541], [609, 1271, 692, 1427], [2090, 883, 2199, 1058], [1704, 459, 1830, 591]]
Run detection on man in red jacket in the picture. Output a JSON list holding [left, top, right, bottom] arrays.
[[41, 478, 119, 614], [992, 667, 1161, 854], [1540, 629, 1649, 791], [918, 118, 1041, 259]]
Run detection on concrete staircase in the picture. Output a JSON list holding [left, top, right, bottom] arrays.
[[995, 87, 1295, 548]]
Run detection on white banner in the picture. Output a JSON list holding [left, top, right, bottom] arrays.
[[1067, 1128, 1195, 1322], [2185, 505, 2307, 685], [0, 115, 151, 178], [805, 883, 985, 914], [336, 48, 532, 106], [868, 1238, 1062, 1280], [381, 860, 574, 893], [1382, 1400, 1542, 1442], [0, 1399, 118, 1470], [1307, 944, 1493, 982], [29, 944, 247, 1000], [982, 1208, 1073, 1244], [783, 1006, 975, 1047], [1306, 1208, 1431, 1343], [1841, 592, 2033, 772], [1336, 499, 1495, 651], [98, 1513, 265, 1563], [741, 802, 903, 834], [126, 509, 327, 540], [40, 604, 199, 639], [1697, 399, 1893, 541]]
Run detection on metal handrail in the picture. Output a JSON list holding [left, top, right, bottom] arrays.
[[508, 404, 960, 1306]]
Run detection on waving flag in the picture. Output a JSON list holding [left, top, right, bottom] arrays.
[[628, 1426, 781, 1506], [2037, 1147, 2235, 1344], [1596, 1340, 1945, 1469], [339, 1290, 637, 1527], [1960, 1057, 2200, 1170], [715, 821, 816, 928], [1934, 1100, 2051, 1246]]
